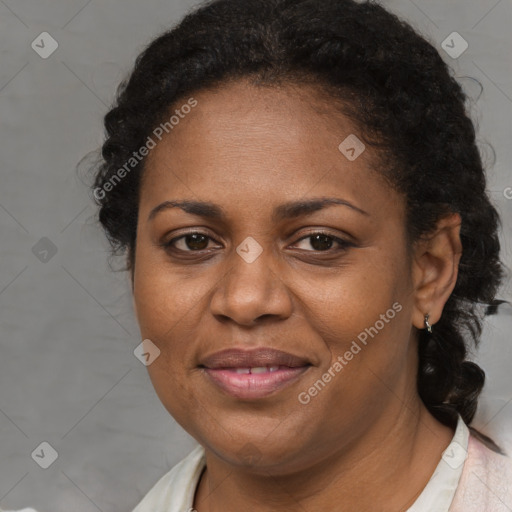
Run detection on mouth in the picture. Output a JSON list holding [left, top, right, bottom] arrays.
[[198, 347, 312, 400]]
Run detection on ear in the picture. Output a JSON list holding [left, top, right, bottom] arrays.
[[411, 212, 462, 331]]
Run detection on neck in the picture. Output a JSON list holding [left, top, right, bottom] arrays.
[[193, 401, 455, 512]]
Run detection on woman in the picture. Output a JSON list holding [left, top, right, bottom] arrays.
[[89, 0, 511, 510]]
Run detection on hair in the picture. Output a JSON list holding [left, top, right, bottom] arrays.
[[90, 0, 507, 451]]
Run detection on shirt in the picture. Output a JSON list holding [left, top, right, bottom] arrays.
[[131, 414, 512, 512]]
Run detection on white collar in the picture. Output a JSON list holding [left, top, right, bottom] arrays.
[[407, 413, 468, 511]]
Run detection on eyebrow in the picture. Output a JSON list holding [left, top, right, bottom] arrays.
[[147, 197, 369, 223]]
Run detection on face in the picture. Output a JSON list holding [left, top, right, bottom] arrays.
[[132, 79, 420, 474]]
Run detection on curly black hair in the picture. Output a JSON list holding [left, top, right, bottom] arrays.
[[89, 0, 507, 450]]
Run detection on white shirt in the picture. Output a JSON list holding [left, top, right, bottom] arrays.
[[131, 413, 512, 511]]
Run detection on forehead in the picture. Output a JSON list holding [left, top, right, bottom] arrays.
[[139, 79, 397, 221]]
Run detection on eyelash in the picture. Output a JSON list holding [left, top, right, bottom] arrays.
[[161, 230, 354, 255]]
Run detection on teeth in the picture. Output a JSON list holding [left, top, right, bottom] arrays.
[[233, 366, 281, 374], [250, 366, 268, 374]]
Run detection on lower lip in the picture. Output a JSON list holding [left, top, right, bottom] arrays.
[[202, 366, 311, 400]]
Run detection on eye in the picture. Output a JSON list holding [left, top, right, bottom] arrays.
[[163, 231, 220, 252], [291, 231, 353, 252]]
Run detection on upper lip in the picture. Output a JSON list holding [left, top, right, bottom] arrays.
[[199, 347, 311, 369]]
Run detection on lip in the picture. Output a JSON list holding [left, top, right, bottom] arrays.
[[199, 347, 311, 369], [202, 366, 311, 399], [198, 347, 312, 400]]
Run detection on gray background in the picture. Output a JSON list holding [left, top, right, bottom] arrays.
[[0, 0, 511, 511]]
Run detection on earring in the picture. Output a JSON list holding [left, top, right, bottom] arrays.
[[424, 313, 433, 334]]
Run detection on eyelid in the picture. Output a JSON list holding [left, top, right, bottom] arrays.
[[161, 228, 221, 249], [291, 230, 355, 250], [292, 227, 355, 241]]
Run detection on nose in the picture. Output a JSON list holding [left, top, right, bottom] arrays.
[[209, 246, 293, 327]]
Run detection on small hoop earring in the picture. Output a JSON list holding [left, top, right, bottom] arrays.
[[424, 313, 433, 334]]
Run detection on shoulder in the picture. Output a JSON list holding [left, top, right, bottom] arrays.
[[450, 433, 512, 511], [132, 444, 206, 512]]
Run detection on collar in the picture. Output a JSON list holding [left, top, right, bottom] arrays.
[[407, 413, 469, 511]]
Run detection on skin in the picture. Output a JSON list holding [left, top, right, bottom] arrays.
[[131, 79, 462, 512]]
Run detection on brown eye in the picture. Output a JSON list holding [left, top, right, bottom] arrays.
[[164, 232, 216, 252], [293, 232, 353, 252]]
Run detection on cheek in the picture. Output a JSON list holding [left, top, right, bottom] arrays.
[[304, 253, 405, 340], [132, 263, 202, 420], [132, 243, 207, 341], [302, 247, 413, 390], [144, 356, 207, 440]]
